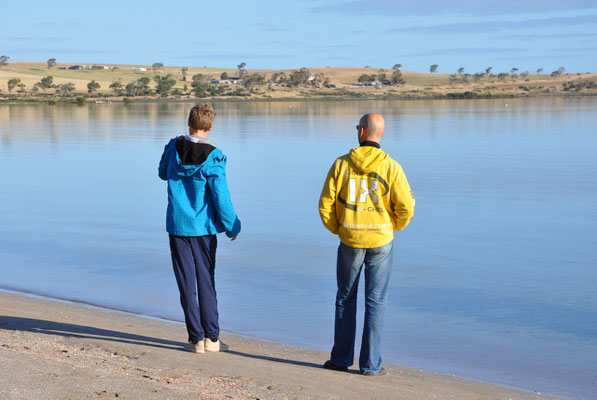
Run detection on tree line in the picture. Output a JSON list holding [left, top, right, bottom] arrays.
[[356, 64, 405, 85], [5, 76, 104, 95], [446, 65, 567, 85], [1, 55, 589, 99], [352, 63, 570, 85]]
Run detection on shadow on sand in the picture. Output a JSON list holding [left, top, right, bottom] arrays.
[[0, 315, 351, 372], [0, 315, 183, 351], [225, 349, 361, 374]]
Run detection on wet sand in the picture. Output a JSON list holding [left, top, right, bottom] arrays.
[[0, 291, 558, 399]]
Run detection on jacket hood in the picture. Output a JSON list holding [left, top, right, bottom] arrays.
[[349, 146, 388, 173], [167, 139, 223, 177]]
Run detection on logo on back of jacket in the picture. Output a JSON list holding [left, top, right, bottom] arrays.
[[338, 170, 389, 213]]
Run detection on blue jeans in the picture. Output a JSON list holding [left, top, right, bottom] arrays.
[[330, 241, 393, 374]]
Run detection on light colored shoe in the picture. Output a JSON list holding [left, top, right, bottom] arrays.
[[363, 367, 387, 376], [204, 338, 229, 352], [184, 341, 205, 354]]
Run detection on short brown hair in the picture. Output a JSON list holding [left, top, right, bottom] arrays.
[[188, 103, 215, 131]]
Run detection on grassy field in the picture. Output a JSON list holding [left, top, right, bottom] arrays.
[[1, 62, 596, 100]]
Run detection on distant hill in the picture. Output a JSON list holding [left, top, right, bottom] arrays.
[[1, 62, 596, 100]]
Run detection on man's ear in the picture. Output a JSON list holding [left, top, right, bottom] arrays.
[[359, 128, 367, 141]]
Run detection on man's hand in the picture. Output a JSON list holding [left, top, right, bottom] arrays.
[[231, 236, 238, 241]]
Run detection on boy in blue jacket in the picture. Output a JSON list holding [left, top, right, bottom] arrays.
[[159, 103, 241, 353]]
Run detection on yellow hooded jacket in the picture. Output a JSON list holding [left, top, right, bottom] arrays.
[[319, 146, 415, 248]]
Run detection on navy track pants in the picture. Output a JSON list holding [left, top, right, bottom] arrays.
[[169, 234, 219, 343]]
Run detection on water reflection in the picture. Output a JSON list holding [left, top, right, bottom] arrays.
[[2, 97, 591, 144]]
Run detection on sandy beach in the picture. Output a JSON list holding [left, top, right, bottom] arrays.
[[0, 290, 559, 400]]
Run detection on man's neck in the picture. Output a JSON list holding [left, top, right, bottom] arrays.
[[189, 128, 208, 138]]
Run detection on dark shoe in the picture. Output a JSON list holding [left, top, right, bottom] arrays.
[[323, 360, 348, 372], [363, 367, 387, 376]]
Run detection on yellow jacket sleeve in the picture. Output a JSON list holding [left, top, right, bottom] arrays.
[[390, 164, 415, 231], [319, 161, 340, 234]]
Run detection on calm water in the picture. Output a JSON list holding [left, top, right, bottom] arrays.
[[1, 99, 596, 399]]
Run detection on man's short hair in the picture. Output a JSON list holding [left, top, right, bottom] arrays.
[[188, 103, 215, 131]]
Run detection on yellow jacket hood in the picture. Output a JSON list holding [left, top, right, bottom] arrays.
[[349, 146, 388, 173]]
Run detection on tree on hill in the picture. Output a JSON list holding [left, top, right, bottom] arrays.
[[315, 73, 329, 86], [536, 67, 543, 74], [391, 69, 405, 85], [485, 67, 492, 77], [8, 78, 21, 92], [429, 64, 438, 74], [37, 76, 54, 91], [288, 68, 310, 87], [220, 71, 229, 80], [392, 64, 402, 70], [138, 76, 151, 87], [457, 67, 465, 76], [497, 73, 508, 82], [550, 67, 566, 79], [47, 58, 57, 69], [192, 73, 207, 83], [154, 74, 176, 97], [0, 55, 9, 66], [109, 80, 124, 95], [270, 72, 288, 85], [191, 81, 220, 97], [56, 82, 76, 96], [242, 73, 266, 89], [181, 67, 188, 81], [520, 71, 529, 80], [125, 77, 152, 96], [87, 80, 101, 94], [152, 62, 164, 72], [358, 73, 370, 83], [237, 62, 247, 78]]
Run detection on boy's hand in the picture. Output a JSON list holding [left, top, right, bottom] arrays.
[[231, 236, 238, 241]]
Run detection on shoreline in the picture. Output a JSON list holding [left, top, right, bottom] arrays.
[[0, 289, 559, 399], [1, 92, 597, 105]]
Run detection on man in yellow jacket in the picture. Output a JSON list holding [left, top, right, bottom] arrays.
[[319, 113, 415, 375]]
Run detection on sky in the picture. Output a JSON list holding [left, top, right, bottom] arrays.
[[2, 0, 597, 74]]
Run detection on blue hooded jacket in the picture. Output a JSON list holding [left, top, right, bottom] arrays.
[[159, 137, 241, 237]]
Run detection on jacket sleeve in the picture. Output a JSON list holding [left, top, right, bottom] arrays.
[[319, 160, 340, 235], [390, 164, 415, 231], [158, 141, 171, 181], [205, 155, 241, 238]]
